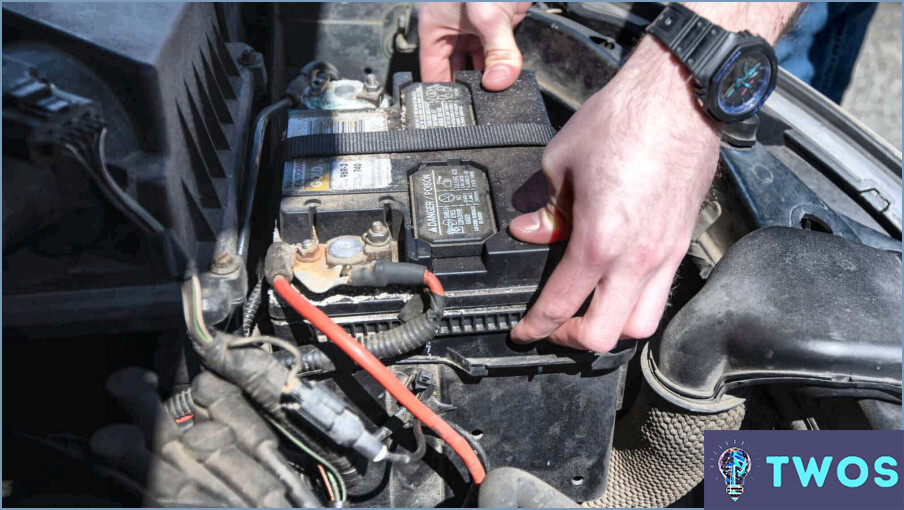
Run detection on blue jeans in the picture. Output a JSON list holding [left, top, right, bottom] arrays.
[[775, 2, 878, 103]]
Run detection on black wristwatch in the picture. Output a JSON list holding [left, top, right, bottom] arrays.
[[647, 3, 778, 124]]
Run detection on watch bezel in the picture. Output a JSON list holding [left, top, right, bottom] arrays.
[[705, 36, 777, 123]]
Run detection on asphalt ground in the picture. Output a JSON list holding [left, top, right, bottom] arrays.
[[840, 2, 903, 151]]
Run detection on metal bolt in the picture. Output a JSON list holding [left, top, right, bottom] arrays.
[[211, 252, 239, 275], [309, 75, 326, 97], [365, 221, 391, 246], [296, 239, 320, 262], [363, 74, 381, 93], [213, 252, 233, 269]]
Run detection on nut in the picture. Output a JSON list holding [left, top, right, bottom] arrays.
[[363, 74, 381, 93], [309, 76, 327, 97], [295, 239, 321, 262], [210, 252, 240, 275], [364, 221, 391, 246]]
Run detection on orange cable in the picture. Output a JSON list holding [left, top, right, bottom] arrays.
[[272, 275, 485, 484]]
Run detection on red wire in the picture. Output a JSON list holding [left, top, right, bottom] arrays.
[[423, 271, 445, 297], [317, 464, 335, 501], [272, 275, 486, 485]]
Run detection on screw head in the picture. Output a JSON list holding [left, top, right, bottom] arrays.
[[301, 239, 316, 250]]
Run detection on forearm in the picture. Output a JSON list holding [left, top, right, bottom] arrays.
[[684, 2, 804, 45], [613, 2, 804, 156]]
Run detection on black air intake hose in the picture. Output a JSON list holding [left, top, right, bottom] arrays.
[[643, 227, 902, 412]]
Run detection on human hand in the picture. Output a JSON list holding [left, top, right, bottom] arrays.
[[418, 2, 531, 91], [508, 38, 722, 352]]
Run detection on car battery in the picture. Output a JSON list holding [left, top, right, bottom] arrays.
[[275, 71, 564, 333], [269, 70, 634, 503]]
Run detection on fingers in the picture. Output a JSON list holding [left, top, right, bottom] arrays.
[[509, 204, 572, 244], [509, 248, 601, 344], [465, 4, 523, 90], [621, 259, 681, 339], [510, 236, 683, 351], [418, 38, 454, 82], [548, 273, 647, 353], [417, 5, 455, 83]]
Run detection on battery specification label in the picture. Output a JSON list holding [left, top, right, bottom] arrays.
[[283, 109, 392, 194], [403, 82, 475, 129], [410, 162, 496, 244], [283, 156, 392, 194], [287, 110, 388, 136]]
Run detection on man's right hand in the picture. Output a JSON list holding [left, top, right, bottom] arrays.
[[418, 2, 531, 91]]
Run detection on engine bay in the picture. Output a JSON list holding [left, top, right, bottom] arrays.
[[2, 3, 902, 508]]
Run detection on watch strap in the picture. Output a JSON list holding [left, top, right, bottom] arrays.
[[647, 3, 729, 77]]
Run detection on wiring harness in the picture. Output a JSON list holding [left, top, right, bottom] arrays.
[[178, 244, 487, 505]]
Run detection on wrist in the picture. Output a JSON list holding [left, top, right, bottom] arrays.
[[619, 37, 722, 137]]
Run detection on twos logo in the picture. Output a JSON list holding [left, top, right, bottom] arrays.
[[718, 447, 751, 501], [704, 431, 903, 510]]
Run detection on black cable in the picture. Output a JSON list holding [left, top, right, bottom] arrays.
[[63, 125, 165, 236], [289, 309, 441, 374], [272, 281, 446, 375], [446, 420, 491, 472], [382, 421, 426, 464], [242, 277, 265, 337]]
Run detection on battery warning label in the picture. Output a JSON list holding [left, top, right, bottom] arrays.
[[410, 162, 496, 244], [283, 156, 392, 194], [403, 82, 475, 129]]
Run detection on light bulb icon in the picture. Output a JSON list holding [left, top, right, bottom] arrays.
[[718, 447, 751, 501]]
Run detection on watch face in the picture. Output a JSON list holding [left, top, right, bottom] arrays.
[[715, 50, 773, 116]]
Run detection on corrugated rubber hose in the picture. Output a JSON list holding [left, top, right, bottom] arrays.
[[583, 384, 745, 508], [291, 310, 441, 374]]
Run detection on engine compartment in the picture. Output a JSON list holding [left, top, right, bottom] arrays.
[[2, 3, 902, 508]]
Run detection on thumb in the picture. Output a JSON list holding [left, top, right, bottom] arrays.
[[467, 6, 523, 91], [509, 204, 572, 244]]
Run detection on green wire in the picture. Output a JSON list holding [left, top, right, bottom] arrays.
[[182, 278, 344, 499], [182, 276, 214, 345], [326, 472, 340, 500], [266, 416, 347, 501]]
